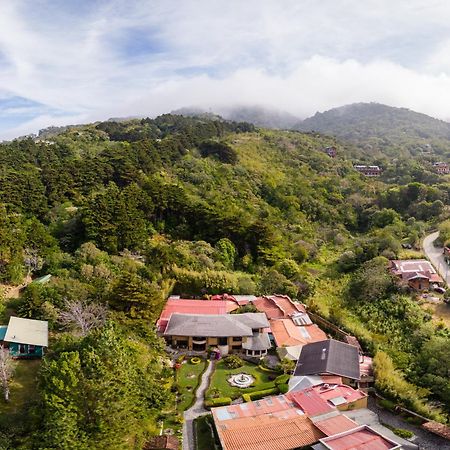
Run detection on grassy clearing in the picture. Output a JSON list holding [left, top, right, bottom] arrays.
[[0, 359, 40, 417], [206, 360, 278, 400], [422, 302, 450, 327], [176, 358, 207, 412]]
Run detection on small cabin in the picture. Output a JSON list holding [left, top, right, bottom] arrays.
[[2, 317, 48, 358]]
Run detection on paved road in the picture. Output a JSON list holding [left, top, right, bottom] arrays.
[[423, 231, 450, 286], [182, 360, 215, 450]]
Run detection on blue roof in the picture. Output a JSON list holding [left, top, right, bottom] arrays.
[[0, 326, 8, 341]]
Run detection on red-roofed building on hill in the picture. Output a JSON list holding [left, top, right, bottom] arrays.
[[156, 297, 239, 332], [390, 259, 443, 291], [252, 295, 306, 319]]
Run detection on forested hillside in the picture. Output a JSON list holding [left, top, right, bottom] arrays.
[[1, 114, 450, 448], [296, 102, 450, 159]]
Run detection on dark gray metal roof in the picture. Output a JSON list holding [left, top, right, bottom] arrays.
[[294, 339, 360, 380], [163, 313, 268, 337], [242, 332, 271, 351]]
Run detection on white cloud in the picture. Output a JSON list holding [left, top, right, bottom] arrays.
[[3, 1, 450, 138]]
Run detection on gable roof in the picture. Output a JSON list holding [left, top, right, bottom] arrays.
[[287, 389, 336, 417], [157, 298, 238, 332], [163, 313, 268, 337], [212, 395, 325, 450], [4, 317, 48, 347], [252, 295, 306, 319], [294, 339, 360, 380], [313, 414, 359, 437], [270, 319, 327, 347]]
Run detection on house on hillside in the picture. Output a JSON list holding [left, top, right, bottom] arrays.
[[433, 162, 450, 175], [1, 317, 48, 358], [163, 312, 271, 356], [390, 259, 443, 291], [323, 146, 337, 158], [291, 339, 361, 386], [156, 297, 239, 333], [253, 295, 328, 360], [354, 165, 382, 177]]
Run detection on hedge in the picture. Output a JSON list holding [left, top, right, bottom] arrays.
[[242, 387, 279, 402], [274, 374, 290, 385], [205, 397, 232, 408], [278, 383, 289, 394], [244, 381, 276, 393]]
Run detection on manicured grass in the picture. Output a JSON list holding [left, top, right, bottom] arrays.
[[206, 360, 278, 400], [176, 357, 207, 412], [195, 414, 220, 450]]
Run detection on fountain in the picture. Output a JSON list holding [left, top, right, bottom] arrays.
[[227, 373, 254, 388]]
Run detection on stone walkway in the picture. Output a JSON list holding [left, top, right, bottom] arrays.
[[182, 359, 215, 450]]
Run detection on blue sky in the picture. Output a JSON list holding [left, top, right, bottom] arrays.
[[3, 0, 450, 139]]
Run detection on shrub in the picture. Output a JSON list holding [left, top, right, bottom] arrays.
[[176, 354, 186, 364], [392, 428, 414, 439], [278, 383, 289, 394], [274, 374, 290, 385], [242, 387, 279, 402], [244, 382, 276, 393], [223, 355, 244, 369], [204, 397, 232, 408], [378, 398, 396, 412]]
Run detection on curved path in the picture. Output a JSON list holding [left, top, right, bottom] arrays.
[[182, 360, 215, 450], [423, 231, 450, 286]]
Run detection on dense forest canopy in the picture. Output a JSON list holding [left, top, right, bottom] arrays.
[[1, 113, 450, 447]]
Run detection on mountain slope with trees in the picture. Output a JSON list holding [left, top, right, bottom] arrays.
[[1, 114, 450, 447], [296, 102, 450, 158]]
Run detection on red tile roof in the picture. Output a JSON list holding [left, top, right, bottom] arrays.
[[214, 413, 324, 450], [157, 298, 238, 332], [270, 319, 327, 347], [253, 295, 306, 319], [313, 414, 359, 436], [287, 389, 336, 417], [320, 426, 400, 450]]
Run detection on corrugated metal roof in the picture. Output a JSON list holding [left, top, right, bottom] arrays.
[[288, 389, 336, 417], [4, 317, 48, 347], [313, 415, 359, 436], [320, 426, 400, 450]]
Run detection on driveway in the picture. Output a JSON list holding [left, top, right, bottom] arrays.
[[423, 231, 450, 286]]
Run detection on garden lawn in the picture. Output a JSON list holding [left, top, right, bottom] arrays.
[[176, 357, 207, 412], [206, 360, 278, 400]]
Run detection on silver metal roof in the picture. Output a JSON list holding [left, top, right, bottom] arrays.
[[4, 316, 48, 347]]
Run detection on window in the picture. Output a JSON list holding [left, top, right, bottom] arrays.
[[218, 337, 228, 346], [19, 344, 26, 354], [28, 345, 36, 354], [232, 337, 242, 342]]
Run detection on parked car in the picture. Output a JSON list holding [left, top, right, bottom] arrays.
[[434, 286, 446, 294]]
